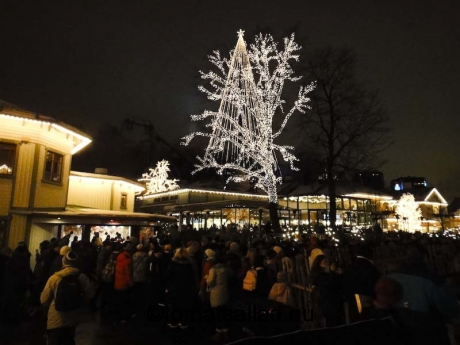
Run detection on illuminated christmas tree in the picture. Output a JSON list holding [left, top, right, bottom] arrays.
[[395, 193, 422, 232], [139, 160, 179, 194], [182, 30, 314, 218]]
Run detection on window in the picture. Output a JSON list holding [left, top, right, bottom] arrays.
[[0, 143, 15, 176], [336, 198, 343, 210], [120, 193, 128, 209], [43, 151, 63, 183]]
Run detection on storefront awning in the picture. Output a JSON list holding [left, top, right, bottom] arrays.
[[163, 199, 295, 213], [11, 206, 176, 226]]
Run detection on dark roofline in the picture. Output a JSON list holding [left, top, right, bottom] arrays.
[[0, 99, 92, 141]]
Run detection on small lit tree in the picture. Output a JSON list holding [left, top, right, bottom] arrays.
[[394, 193, 422, 232], [182, 30, 315, 232], [139, 160, 179, 194]]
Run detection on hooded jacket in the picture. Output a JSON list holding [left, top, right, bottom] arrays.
[[114, 251, 133, 290], [165, 257, 196, 309], [40, 266, 93, 330], [206, 263, 233, 307], [132, 251, 148, 283], [200, 258, 215, 292], [269, 282, 295, 308]]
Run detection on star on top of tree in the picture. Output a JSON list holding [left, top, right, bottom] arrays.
[[237, 29, 245, 38]]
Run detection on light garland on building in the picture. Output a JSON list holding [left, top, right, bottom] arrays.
[[181, 30, 315, 204], [0, 113, 92, 154], [394, 193, 422, 232], [138, 188, 269, 200], [0, 164, 12, 174], [139, 160, 180, 195]]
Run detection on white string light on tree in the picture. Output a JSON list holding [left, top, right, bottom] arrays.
[[182, 30, 315, 205], [139, 160, 180, 195], [395, 193, 422, 232]]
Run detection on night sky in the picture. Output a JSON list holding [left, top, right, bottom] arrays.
[[1, 1, 459, 201]]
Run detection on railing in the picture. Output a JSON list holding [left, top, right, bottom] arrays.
[[286, 243, 460, 329]]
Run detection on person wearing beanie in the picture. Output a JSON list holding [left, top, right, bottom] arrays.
[[161, 244, 172, 273], [94, 237, 103, 248], [273, 245, 294, 284], [40, 242, 61, 282], [207, 255, 233, 341], [40, 251, 94, 344], [2, 244, 33, 322], [132, 244, 148, 315], [113, 242, 134, 324], [268, 271, 295, 308], [388, 246, 459, 344], [49, 246, 72, 276], [200, 249, 216, 302], [224, 242, 243, 298], [165, 248, 196, 330]]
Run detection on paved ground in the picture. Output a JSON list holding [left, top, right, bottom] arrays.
[[0, 307, 251, 345]]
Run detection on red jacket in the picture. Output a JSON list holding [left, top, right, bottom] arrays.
[[114, 251, 133, 290]]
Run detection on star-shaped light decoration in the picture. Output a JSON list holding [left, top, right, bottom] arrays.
[[237, 29, 245, 38]]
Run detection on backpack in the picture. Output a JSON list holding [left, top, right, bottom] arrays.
[[54, 273, 83, 312], [101, 253, 117, 283], [243, 268, 258, 292]]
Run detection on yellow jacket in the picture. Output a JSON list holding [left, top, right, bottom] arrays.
[[40, 266, 94, 330]]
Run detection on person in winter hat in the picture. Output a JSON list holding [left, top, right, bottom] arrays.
[[113, 241, 134, 324], [273, 246, 294, 283], [200, 249, 216, 301], [49, 246, 72, 276], [207, 255, 233, 341], [132, 244, 148, 314], [2, 244, 33, 322], [268, 271, 295, 308], [165, 248, 196, 330], [40, 251, 94, 344]]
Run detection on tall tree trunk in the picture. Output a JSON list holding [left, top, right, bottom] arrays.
[[269, 202, 281, 234], [268, 181, 281, 234], [327, 162, 337, 233]]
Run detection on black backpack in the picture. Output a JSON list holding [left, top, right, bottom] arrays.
[[54, 273, 83, 312]]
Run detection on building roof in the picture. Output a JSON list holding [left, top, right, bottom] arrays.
[[70, 171, 145, 191], [0, 99, 92, 154], [288, 181, 393, 199], [161, 199, 295, 213], [391, 187, 448, 205], [11, 206, 176, 225]]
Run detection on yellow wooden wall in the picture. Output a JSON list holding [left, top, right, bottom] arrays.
[[33, 146, 70, 209], [0, 179, 12, 215], [8, 214, 27, 248]]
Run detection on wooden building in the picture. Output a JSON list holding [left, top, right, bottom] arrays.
[[0, 100, 174, 261]]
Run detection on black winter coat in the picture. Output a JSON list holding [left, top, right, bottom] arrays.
[[165, 257, 196, 309], [343, 257, 380, 297]]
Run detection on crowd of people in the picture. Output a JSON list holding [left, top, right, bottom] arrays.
[[0, 228, 459, 344]]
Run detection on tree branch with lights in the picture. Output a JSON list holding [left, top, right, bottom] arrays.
[[139, 160, 180, 195], [182, 30, 314, 232]]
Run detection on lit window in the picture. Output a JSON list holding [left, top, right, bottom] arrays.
[[0, 143, 15, 175], [43, 151, 63, 183], [120, 193, 128, 209]]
